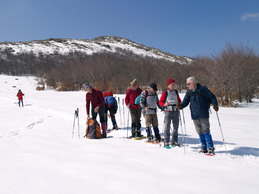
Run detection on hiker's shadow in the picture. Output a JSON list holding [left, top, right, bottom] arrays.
[[119, 127, 131, 131], [183, 136, 235, 146], [217, 147, 259, 157], [184, 136, 259, 157], [118, 130, 259, 157]]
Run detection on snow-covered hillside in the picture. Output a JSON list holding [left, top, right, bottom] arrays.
[[0, 75, 259, 194], [0, 36, 191, 64]]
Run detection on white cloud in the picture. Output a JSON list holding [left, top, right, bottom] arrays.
[[241, 13, 259, 21]]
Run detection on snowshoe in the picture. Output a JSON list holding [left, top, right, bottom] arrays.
[[171, 142, 180, 147], [145, 136, 154, 143], [131, 136, 146, 140], [199, 148, 208, 154], [152, 138, 161, 144], [164, 142, 171, 149], [205, 148, 215, 156]]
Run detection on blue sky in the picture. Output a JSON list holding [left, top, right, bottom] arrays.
[[0, 0, 259, 57]]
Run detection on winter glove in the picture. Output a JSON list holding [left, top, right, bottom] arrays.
[[176, 103, 182, 110], [213, 105, 219, 112]]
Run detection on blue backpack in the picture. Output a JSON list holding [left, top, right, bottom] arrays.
[[105, 96, 116, 105], [135, 90, 149, 105], [134, 94, 141, 104]]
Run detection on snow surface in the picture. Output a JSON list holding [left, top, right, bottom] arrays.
[[0, 75, 259, 194]]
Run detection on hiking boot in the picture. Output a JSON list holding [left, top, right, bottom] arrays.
[[171, 142, 180, 147], [146, 137, 153, 143], [102, 131, 107, 138], [199, 148, 208, 153], [136, 130, 142, 138], [113, 125, 119, 130], [147, 136, 153, 142], [207, 147, 215, 154], [153, 136, 161, 143], [131, 129, 136, 138], [164, 142, 170, 147], [153, 139, 161, 144]]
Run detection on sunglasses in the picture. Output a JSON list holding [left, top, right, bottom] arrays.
[[186, 83, 191, 86]]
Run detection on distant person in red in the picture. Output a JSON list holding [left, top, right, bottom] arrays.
[[84, 83, 107, 138], [17, 89, 24, 107]]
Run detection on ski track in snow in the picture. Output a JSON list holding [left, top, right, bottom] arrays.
[[0, 116, 52, 139]]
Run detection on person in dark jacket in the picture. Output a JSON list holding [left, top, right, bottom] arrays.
[[104, 95, 119, 130], [176, 77, 219, 154], [125, 79, 142, 138], [159, 78, 182, 147], [17, 89, 24, 107], [84, 83, 107, 138], [140, 83, 162, 142]]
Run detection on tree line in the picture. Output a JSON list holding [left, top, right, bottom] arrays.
[[0, 43, 258, 106]]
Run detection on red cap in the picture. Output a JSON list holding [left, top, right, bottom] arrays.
[[167, 78, 175, 85]]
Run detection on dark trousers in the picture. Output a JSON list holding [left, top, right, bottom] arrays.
[[105, 107, 118, 128], [92, 105, 106, 124], [18, 99, 23, 107], [130, 108, 141, 137]]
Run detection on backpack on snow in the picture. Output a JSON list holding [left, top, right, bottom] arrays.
[[85, 118, 102, 139]]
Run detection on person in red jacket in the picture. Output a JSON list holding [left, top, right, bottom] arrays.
[[17, 89, 24, 107], [159, 78, 182, 147], [84, 83, 107, 138], [125, 79, 142, 138]]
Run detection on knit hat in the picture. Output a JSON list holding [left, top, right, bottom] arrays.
[[83, 83, 92, 90], [149, 83, 158, 91], [130, 78, 137, 86], [167, 78, 175, 86]]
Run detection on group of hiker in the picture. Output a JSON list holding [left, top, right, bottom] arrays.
[[15, 75, 218, 154], [84, 76, 219, 154]]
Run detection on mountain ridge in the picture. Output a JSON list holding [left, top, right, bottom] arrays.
[[0, 36, 191, 64]]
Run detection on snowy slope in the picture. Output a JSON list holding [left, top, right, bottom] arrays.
[[0, 36, 191, 64], [0, 75, 259, 194]]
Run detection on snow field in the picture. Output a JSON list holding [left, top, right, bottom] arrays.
[[0, 75, 259, 194]]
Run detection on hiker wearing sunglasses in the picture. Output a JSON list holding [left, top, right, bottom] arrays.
[[176, 77, 219, 154]]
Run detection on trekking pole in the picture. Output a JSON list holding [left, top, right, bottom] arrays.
[[216, 111, 227, 153], [122, 98, 125, 128], [72, 108, 79, 138], [23, 96, 27, 106], [159, 112, 165, 147], [118, 97, 122, 128], [179, 113, 186, 154], [127, 107, 130, 138], [72, 111, 76, 138], [77, 108, 80, 138], [181, 109, 188, 146]]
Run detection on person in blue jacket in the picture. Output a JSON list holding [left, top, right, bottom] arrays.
[[176, 77, 219, 154]]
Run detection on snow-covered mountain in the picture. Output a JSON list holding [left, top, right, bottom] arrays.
[[0, 36, 191, 64]]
